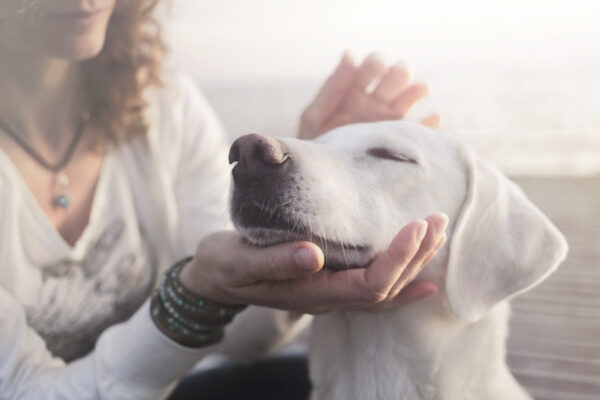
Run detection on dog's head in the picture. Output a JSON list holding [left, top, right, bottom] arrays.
[[229, 121, 568, 322]]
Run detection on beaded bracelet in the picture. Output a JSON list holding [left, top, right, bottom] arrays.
[[151, 256, 247, 348]]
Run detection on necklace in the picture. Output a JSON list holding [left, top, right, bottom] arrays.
[[0, 111, 90, 210]]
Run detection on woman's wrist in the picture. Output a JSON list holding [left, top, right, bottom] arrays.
[[150, 257, 247, 348]]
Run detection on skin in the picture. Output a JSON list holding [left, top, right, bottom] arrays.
[[0, 0, 115, 246], [298, 52, 440, 140], [181, 215, 448, 313], [0, 0, 447, 315]]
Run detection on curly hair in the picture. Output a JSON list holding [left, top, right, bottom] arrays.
[[84, 0, 166, 146]]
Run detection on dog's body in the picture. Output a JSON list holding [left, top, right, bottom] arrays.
[[309, 295, 526, 400], [229, 121, 568, 400]]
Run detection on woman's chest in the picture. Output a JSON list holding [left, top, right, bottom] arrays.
[[0, 151, 162, 360], [22, 215, 160, 361]]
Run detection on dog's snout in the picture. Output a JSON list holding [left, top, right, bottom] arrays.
[[229, 133, 297, 230], [229, 133, 290, 179]]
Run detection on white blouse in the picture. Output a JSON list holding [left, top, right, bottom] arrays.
[[0, 74, 310, 399]]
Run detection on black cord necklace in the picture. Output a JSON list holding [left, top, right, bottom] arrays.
[[0, 111, 90, 209]]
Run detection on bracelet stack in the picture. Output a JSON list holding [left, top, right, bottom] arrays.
[[151, 256, 247, 348]]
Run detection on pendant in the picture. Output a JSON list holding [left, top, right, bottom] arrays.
[[53, 171, 71, 209]]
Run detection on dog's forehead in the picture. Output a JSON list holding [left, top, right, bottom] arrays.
[[315, 120, 438, 152]]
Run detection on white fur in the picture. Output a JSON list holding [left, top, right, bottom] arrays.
[[233, 121, 568, 400]]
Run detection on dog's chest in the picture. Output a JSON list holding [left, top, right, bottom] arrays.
[[307, 302, 518, 400], [308, 306, 444, 400]]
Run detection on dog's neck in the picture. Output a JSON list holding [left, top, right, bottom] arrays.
[[308, 300, 530, 400]]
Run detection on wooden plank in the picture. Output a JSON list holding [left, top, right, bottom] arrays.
[[506, 176, 600, 399]]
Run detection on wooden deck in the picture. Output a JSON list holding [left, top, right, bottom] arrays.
[[507, 176, 600, 400]]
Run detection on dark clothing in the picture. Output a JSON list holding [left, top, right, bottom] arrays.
[[169, 355, 311, 400]]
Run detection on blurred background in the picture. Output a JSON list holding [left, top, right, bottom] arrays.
[[163, 1, 599, 399], [165, 0, 600, 175]]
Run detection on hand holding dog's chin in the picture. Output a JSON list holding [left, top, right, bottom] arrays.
[[178, 231, 326, 306], [297, 52, 440, 140], [179, 214, 447, 314]]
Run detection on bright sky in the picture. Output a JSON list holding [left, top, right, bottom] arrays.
[[164, 0, 600, 81]]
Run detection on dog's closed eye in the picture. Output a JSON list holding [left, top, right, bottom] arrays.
[[367, 147, 417, 164]]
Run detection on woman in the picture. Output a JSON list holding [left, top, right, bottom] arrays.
[[0, 0, 448, 398]]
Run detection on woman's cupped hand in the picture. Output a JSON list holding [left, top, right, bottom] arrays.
[[180, 213, 448, 314]]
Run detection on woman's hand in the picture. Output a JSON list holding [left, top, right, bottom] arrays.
[[298, 52, 441, 140], [179, 213, 448, 314]]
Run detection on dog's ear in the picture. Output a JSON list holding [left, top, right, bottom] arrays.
[[445, 151, 568, 323]]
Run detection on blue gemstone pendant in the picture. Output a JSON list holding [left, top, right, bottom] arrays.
[[54, 171, 71, 209], [54, 194, 71, 209]]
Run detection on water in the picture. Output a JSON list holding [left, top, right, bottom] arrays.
[[199, 67, 600, 176]]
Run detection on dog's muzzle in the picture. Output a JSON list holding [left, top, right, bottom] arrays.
[[229, 133, 299, 230], [229, 134, 374, 270]]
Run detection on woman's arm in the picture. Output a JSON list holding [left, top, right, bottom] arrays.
[[0, 286, 216, 400], [0, 286, 65, 399]]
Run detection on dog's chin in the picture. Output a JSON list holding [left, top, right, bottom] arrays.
[[236, 225, 375, 271]]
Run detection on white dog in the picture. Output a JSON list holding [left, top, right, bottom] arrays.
[[228, 121, 568, 400]]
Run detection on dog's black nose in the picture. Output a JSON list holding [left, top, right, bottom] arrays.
[[229, 133, 290, 179]]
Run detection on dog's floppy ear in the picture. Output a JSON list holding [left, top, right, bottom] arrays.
[[446, 151, 568, 323]]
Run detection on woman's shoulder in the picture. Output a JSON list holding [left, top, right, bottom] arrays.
[[141, 71, 229, 174], [146, 71, 223, 138]]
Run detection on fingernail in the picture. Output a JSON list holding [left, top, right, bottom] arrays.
[[439, 213, 449, 232], [391, 62, 412, 77], [392, 60, 407, 69], [366, 52, 384, 63], [416, 220, 428, 242], [435, 234, 447, 250], [338, 51, 354, 68], [295, 247, 318, 270], [421, 81, 432, 94]]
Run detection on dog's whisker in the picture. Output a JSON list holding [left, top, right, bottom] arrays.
[[275, 199, 293, 210], [340, 239, 350, 270], [290, 215, 300, 237]]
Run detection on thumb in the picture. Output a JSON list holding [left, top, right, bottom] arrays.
[[234, 241, 324, 284]]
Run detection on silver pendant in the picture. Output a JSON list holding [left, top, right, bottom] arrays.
[[53, 171, 71, 209]]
